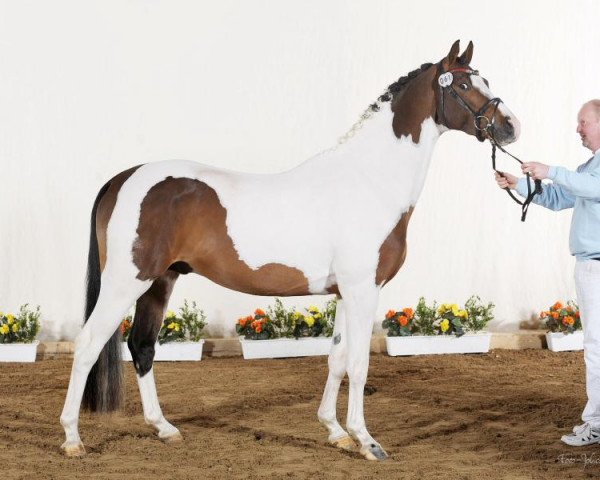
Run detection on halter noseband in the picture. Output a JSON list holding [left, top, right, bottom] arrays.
[[437, 64, 542, 222]]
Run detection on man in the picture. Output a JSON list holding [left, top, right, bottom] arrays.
[[495, 99, 600, 446]]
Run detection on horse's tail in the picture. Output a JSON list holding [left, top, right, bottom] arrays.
[[81, 180, 124, 413]]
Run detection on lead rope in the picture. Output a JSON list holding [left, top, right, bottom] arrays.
[[490, 136, 542, 222]]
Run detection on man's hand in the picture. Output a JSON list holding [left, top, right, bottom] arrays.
[[494, 171, 518, 190], [521, 162, 550, 180]]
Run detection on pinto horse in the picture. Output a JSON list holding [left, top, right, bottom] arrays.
[[60, 40, 519, 460]]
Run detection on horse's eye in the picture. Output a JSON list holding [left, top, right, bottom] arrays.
[[460, 83, 469, 90]]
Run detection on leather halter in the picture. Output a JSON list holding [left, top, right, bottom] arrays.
[[436, 64, 541, 222]]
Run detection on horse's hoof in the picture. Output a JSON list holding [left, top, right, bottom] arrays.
[[61, 441, 86, 457], [160, 431, 183, 444], [360, 443, 388, 461], [330, 435, 357, 451]]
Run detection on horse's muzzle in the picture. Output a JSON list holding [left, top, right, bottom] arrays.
[[493, 116, 520, 146]]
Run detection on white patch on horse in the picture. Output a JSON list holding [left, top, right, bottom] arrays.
[[471, 75, 521, 139]]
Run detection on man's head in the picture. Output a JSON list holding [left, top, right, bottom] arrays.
[[577, 100, 600, 152]]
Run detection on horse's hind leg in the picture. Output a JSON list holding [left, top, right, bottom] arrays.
[[317, 300, 357, 451], [60, 273, 150, 456], [128, 270, 182, 442]]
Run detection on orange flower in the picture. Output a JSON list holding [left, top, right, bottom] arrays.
[[398, 316, 409, 327], [238, 317, 247, 327], [255, 308, 266, 317], [386, 310, 396, 319], [576, 311, 581, 318], [551, 311, 559, 320], [552, 302, 563, 311], [566, 306, 573, 313], [540, 311, 547, 319], [565, 316, 575, 326], [246, 315, 253, 322], [403, 308, 414, 319], [120, 319, 131, 334], [256, 324, 263, 333]]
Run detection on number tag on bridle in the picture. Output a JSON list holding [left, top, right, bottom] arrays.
[[438, 72, 453, 87]]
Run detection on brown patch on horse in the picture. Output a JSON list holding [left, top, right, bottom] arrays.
[[376, 207, 414, 286], [96, 165, 142, 271], [391, 65, 437, 143], [132, 177, 311, 296]]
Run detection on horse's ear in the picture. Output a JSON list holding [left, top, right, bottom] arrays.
[[458, 41, 474, 65], [444, 40, 460, 67]]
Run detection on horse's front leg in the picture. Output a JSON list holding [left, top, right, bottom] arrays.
[[317, 299, 357, 451], [341, 280, 388, 461]]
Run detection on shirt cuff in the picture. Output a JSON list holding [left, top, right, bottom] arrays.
[[547, 166, 557, 180], [515, 178, 530, 197]]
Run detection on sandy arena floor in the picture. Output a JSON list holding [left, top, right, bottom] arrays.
[[1, 349, 599, 479]]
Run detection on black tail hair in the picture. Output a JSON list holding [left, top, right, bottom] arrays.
[[81, 181, 125, 412]]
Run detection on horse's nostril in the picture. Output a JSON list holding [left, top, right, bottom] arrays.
[[504, 118, 515, 135]]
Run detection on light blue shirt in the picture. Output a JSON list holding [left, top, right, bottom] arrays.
[[516, 150, 600, 261]]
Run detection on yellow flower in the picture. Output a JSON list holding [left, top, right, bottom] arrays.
[[314, 312, 322, 319], [440, 319, 450, 333], [6, 314, 14, 325], [305, 315, 315, 327], [293, 311, 303, 321], [438, 304, 451, 315], [174, 324, 180, 332], [12, 323, 19, 333], [308, 305, 320, 313], [0, 325, 9, 335], [167, 322, 177, 330], [458, 310, 468, 319], [166, 311, 176, 318], [451, 305, 460, 317]]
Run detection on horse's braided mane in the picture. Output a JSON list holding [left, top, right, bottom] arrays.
[[336, 61, 434, 145], [369, 62, 434, 111]]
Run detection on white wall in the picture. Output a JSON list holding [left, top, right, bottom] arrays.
[[1, 0, 598, 340]]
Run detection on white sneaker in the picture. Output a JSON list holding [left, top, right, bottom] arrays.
[[561, 423, 600, 446]]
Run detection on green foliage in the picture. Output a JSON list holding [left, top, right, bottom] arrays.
[[0, 304, 41, 344], [266, 299, 297, 338], [413, 297, 439, 336], [464, 295, 495, 333]]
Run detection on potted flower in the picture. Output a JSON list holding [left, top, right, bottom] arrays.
[[121, 300, 207, 361], [0, 305, 41, 362], [237, 299, 337, 359], [384, 296, 493, 356], [541, 301, 582, 352]]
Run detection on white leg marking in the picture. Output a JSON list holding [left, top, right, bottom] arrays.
[[60, 274, 150, 455], [137, 368, 182, 441], [318, 300, 354, 446]]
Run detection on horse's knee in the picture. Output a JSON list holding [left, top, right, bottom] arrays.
[[128, 338, 155, 376]]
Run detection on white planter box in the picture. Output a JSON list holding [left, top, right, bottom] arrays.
[[121, 340, 205, 361], [546, 331, 584, 352], [385, 333, 491, 356], [239, 337, 332, 359], [0, 340, 39, 362]]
